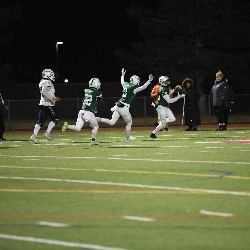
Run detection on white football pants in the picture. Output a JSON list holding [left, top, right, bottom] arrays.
[[100, 106, 132, 138], [68, 110, 99, 140], [152, 105, 176, 134]]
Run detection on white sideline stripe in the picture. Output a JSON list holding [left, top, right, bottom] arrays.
[[37, 221, 71, 227], [199, 210, 234, 217], [0, 154, 249, 165], [0, 176, 249, 197], [123, 216, 155, 222], [112, 155, 128, 157], [0, 234, 128, 250]]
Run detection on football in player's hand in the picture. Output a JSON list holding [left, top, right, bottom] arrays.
[[174, 85, 182, 92]]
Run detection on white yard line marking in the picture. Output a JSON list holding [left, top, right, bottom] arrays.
[[123, 216, 155, 222], [111, 155, 128, 157], [1, 154, 249, 165], [199, 209, 233, 217], [0, 176, 249, 197], [37, 221, 70, 227], [156, 152, 173, 155], [0, 234, 128, 250]]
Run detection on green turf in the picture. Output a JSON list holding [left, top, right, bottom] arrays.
[[0, 127, 250, 250]]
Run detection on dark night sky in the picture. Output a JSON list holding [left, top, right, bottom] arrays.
[[4, 0, 146, 83]]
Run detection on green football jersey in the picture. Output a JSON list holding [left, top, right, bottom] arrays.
[[158, 86, 170, 107], [82, 88, 102, 112], [119, 82, 138, 105]]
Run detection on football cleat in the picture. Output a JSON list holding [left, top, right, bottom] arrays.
[[30, 134, 38, 144], [150, 133, 157, 138], [91, 140, 99, 146], [44, 132, 53, 141], [62, 122, 68, 132], [126, 136, 136, 140]]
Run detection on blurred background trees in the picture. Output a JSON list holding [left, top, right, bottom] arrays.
[[1, 0, 250, 96], [115, 0, 250, 94]]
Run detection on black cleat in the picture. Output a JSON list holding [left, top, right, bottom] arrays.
[[150, 133, 157, 138]]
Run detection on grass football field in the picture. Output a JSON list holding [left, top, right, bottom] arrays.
[[0, 126, 250, 250]]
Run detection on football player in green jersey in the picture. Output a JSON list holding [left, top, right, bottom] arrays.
[[62, 78, 102, 146], [150, 76, 184, 139], [98, 68, 154, 140]]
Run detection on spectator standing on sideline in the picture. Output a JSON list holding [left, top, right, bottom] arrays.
[[151, 81, 173, 131], [62, 78, 102, 146], [181, 78, 201, 131], [211, 70, 234, 131], [98, 68, 154, 140], [30, 69, 60, 144], [0, 92, 8, 141], [150, 76, 184, 139]]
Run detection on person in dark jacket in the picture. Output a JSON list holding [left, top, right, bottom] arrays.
[[0, 92, 8, 141], [181, 78, 201, 131], [211, 70, 234, 131]]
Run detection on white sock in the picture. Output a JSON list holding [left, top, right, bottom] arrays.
[[46, 121, 56, 134], [34, 124, 41, 136]]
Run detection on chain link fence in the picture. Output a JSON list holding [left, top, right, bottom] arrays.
[[3, 94, 250, 131]]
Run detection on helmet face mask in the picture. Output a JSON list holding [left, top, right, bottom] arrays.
[[159, 76, 170, 86], [130, 75, 140, 85], [89, 78, 101, 90], [42, 69, 55, 81]]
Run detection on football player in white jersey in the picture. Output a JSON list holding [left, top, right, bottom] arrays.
[[30, 69, 60, 144], [98, 68, 153, 140]]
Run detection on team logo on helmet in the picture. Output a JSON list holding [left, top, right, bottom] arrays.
[[130, 75, 140, 85], [42, 69, 55, 81], [159, 76, 169, 86], [89, 78, 101, 89]]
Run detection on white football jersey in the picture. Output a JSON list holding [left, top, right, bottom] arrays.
[[39, 79, 55, 106]]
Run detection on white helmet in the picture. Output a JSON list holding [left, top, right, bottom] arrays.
[[159, 76, 169, 86], [89, 78, 101, 89], [42, 69, 55, 81], [130, 75, 140, 85]]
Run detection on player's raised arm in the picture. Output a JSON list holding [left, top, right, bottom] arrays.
[[134, 74, 154, 94], [121, 68, 126, 85]]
